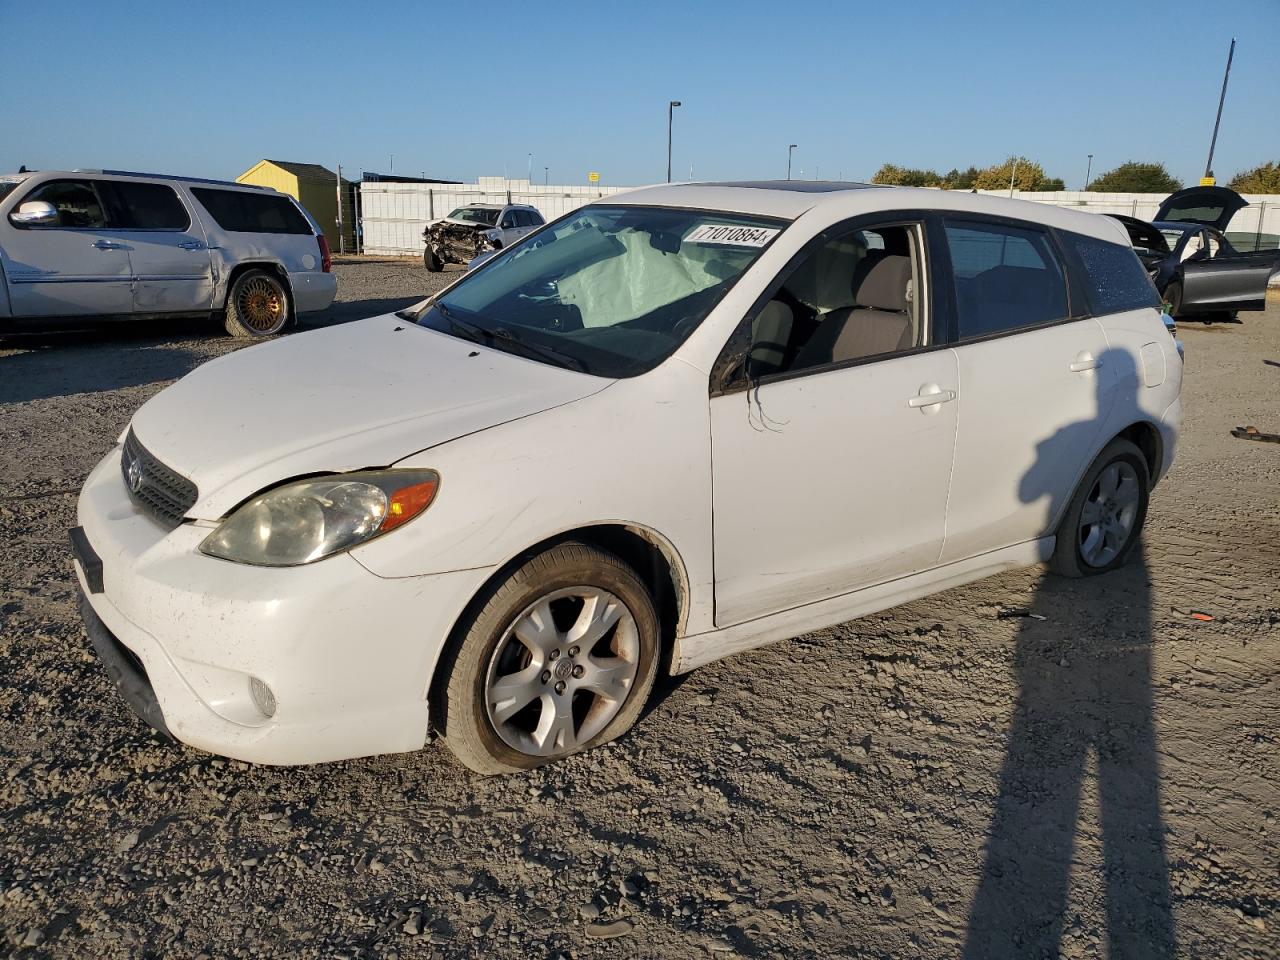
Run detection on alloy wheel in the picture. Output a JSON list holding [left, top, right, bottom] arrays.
[[484, 586, 640, 757], [1078, 461, 1141, 568]]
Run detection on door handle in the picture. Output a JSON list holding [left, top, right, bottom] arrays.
[[907, 385, 957, 409], [1070, 353, 1103, 373], [91, 239, 124, 250], [177, 240, 205, 250]]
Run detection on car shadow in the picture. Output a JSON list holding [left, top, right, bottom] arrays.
[[0, 296, 423, 406], [298, 296, 426, 331], [963, 348, 1176, 957]]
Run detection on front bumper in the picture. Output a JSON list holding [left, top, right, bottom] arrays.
[[74, 446, 492, 765]]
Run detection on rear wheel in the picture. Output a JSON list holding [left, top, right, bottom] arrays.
[[438, 542, 660, 775], [1049, 438, 1150, 578], [223, 269, 290, 337], [424, 248, 443, 272]]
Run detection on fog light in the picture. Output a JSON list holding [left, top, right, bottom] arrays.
[[249, 677, 277, 718]]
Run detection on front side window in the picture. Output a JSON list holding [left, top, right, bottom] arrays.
[[1062, 231, 1160, 315], [739, 223, 924, 379], [190, 188, 311, 234], [943, 221, 1068, 338], [406, 205, 785, 378], [105, 181, 190, 230], [21, 180, 106, 228]]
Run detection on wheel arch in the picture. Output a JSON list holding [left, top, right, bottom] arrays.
[[1115, 419, 1164, 485], [426, 522, 691, 728], [220, 260, 295, 318]]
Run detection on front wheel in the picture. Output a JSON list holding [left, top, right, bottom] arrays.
[[1049, 438, 1150, 578], [424, 248, 443, 272], [224, 269, 291, 337], [438, 542, 660, 775]]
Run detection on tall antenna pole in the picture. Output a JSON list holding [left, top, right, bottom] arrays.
[[1205, 38, 1236, 181]]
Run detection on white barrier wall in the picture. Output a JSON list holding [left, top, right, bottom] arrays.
[[359, 178, 1280, 256], [360, 177, 635, 255]]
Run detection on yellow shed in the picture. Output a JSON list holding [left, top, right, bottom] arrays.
[[236, 159, 356, 251]]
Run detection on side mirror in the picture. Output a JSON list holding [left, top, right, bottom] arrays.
[[10, 200, 58, 226]]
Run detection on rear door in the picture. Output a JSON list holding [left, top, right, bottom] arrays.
[[1179, 228, 1275, 313], [101, 180, 214, 314], [938, 218, 1116, 564], [1, 178, 133, 317]]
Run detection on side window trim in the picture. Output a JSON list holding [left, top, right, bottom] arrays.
[[710, 210, 945, 397], [11, 178, 111, 231]]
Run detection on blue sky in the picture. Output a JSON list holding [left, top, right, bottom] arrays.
[[1, 0, 1275, 188]]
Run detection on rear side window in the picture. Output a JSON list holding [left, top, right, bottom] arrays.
[[1062, 231, 1161, 315], [190, 188, 311, 234], [105, 181, 190, 230], [21, 179, 106, 228], [943, 221, 1069, 338], [527, 209, 545, 225]]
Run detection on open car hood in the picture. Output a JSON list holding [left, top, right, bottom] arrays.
[[128, 315, 609, 520], [1110, 215, 1170, 254], [1155, 186, 1248, 231]]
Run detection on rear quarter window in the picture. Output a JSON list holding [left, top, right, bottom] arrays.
[[190, 188, 312, 235], [1063, 231, 1161, 315]]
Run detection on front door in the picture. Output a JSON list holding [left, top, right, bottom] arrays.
[[102, 180, 214, 314], [2, 178, 133, 317], [710, 219, 958, 627]]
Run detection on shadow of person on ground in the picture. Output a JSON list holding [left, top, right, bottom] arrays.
[[964, 347, 1176, 958]]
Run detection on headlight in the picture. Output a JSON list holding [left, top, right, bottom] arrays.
[[199, 470, 439, 566]]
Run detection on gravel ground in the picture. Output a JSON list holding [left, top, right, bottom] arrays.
[[1, 263, 1277, 959]]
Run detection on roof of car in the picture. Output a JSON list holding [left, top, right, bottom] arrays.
[[603, 181, 1129, 244]]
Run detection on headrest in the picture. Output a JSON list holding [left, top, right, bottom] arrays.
[[854, 255, 912, 312], [785, 236, 866, 312]]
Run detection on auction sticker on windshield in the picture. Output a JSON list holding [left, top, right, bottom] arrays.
[[685, 224, 779, 247]]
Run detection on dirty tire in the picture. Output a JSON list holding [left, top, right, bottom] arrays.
[[223, 269, 290, 338], [439, 542, 660, 775], [424, 248, 443, 272], [1049, 438, 1150, 578], [1165, 278, 1183, 319]]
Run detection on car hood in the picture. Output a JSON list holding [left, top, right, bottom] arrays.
[[128, 314, 611, 519], [1155, 185, 1248, 231]]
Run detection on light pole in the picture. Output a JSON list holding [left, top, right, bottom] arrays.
[[1084, 154, 1093, 190], [787, 144, 797, 180], [667, 101, 681, 183], [527, 153, 532, 184], [544, 166, 548, 187], [1205, 38, 1236, 182]]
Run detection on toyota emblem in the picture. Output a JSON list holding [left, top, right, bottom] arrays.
[[126, 458, 145, 494]]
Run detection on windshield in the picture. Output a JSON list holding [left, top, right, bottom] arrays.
[[405, 205, 786, 378], [447, 206, 500, 226]]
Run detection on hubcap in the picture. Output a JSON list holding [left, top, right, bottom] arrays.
[[236, 276, 285, 332], [484, 586, 640, 758], [1078, 461, 1140, 568]]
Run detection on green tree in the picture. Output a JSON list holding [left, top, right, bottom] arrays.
[[973, 157, 1053, 192], [1086, 162, 1181, 193], [1228, 161, 1280, 193], [871, 163, 943, 187], [942, 166, 981, 190], [1038, 177, 1066, 191]]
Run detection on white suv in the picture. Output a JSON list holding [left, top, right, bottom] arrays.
[[0, 169, 337, 337], [72, 182, 1181, 773]]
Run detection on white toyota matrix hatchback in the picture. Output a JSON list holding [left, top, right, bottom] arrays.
[[72, 182, 1182, 774]]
